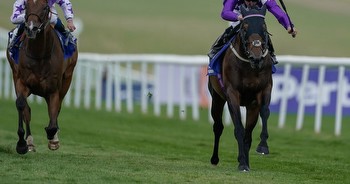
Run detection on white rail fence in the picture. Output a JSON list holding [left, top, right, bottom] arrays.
[[1, 51, 349, 136], [0, 27, 10, 49]]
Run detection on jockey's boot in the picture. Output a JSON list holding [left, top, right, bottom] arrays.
[[8, 23, 25, 50], [54, 18, 71, 45], [270, 52, 278, 65], [54, 18, 69, 36], [207, 26, 237, 61], [268, 36, 278, 65]]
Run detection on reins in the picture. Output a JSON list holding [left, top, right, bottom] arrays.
[[229, 44, 249, 63], [243, 14, 265, 19], [229, 44, 268, 63]]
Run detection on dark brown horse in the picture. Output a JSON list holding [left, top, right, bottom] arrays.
[[208, 5, 272, 171], [6, 0, 78, 154]]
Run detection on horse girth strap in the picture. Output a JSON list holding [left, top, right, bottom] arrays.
[[229, 44, 269, 63]]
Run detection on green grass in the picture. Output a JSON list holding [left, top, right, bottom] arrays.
[[1, 0, 350, 56], [1, 98, 350, 183]]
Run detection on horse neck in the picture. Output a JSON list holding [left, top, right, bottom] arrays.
[[25, 27, 54, 59]]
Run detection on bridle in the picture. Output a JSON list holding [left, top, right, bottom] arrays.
[[240, 14, 269, 57], [24, 3, 51, 36], [23, 1, 53, 59], [230, 5, 270, 68]]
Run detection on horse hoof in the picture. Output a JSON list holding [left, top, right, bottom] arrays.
[[26, 136, 36, 152], [48, 140, 60, 150], [16, 140, 28, 154], [211, 157, 219, 165], [238, 165, 250, 172], [48, 131, 59, 150], [256, 146, 269, 155], [28, 144, 36, 152]]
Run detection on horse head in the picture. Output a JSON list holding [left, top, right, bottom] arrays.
[[24, 0, 50, 39], [239, 5, 269, 69]]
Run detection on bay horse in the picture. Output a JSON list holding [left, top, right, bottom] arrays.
[[6, 0, 78, 154], [208, 5, 272, 171]]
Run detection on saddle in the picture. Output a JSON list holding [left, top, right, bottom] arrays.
[[208, 36, 235, 76], [8, 29, 77, 64]]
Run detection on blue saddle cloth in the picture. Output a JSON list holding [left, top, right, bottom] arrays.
[[55, 30, 77, 60], [208, 36, 235, 76], [8, 32, 21, 64], [207, 36, 276, 76], [8, 30, 77, 64]]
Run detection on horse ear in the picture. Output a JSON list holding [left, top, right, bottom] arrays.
[[239, 5, 249, 17], [259, 5, 267, 16]]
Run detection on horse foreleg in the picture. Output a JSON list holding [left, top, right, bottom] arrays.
[[210, 93, 225, 165], [257, 88, 271, 155], [45, 92, 60, 150], [23, 105, 35, 152], [15, 95, 28, 154], [226, 92, 249, 171], [256, 103, 270, 155], [14, 78, 32, 154], [245, 105, 260, 168]]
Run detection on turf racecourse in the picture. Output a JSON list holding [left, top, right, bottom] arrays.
[[0, 98, 349, 183], [1, 0, 350, 183]]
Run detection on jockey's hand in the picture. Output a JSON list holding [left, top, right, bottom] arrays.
[[238, 15, 244, 21], [67, 19, 76, 32], [287, 27, 297, 38]]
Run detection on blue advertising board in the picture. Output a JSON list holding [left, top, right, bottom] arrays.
[[271, 66, 350, 115]]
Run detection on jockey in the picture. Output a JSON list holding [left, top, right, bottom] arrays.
[[9, 0, 76, 49], [208, 0, 297, 64]]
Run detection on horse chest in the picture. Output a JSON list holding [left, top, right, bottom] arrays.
[[241, 76, 267, 90], [19, 64, 61, 94]]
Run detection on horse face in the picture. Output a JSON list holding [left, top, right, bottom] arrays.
[[239, 5, 269, 68], [25, 0, 50, 39], [241, 18, 268, 68]]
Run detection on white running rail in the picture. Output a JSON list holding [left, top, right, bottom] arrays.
[[1, 51, 350, 136]]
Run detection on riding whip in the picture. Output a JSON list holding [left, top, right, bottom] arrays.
[[278, 0, 295, 37]]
